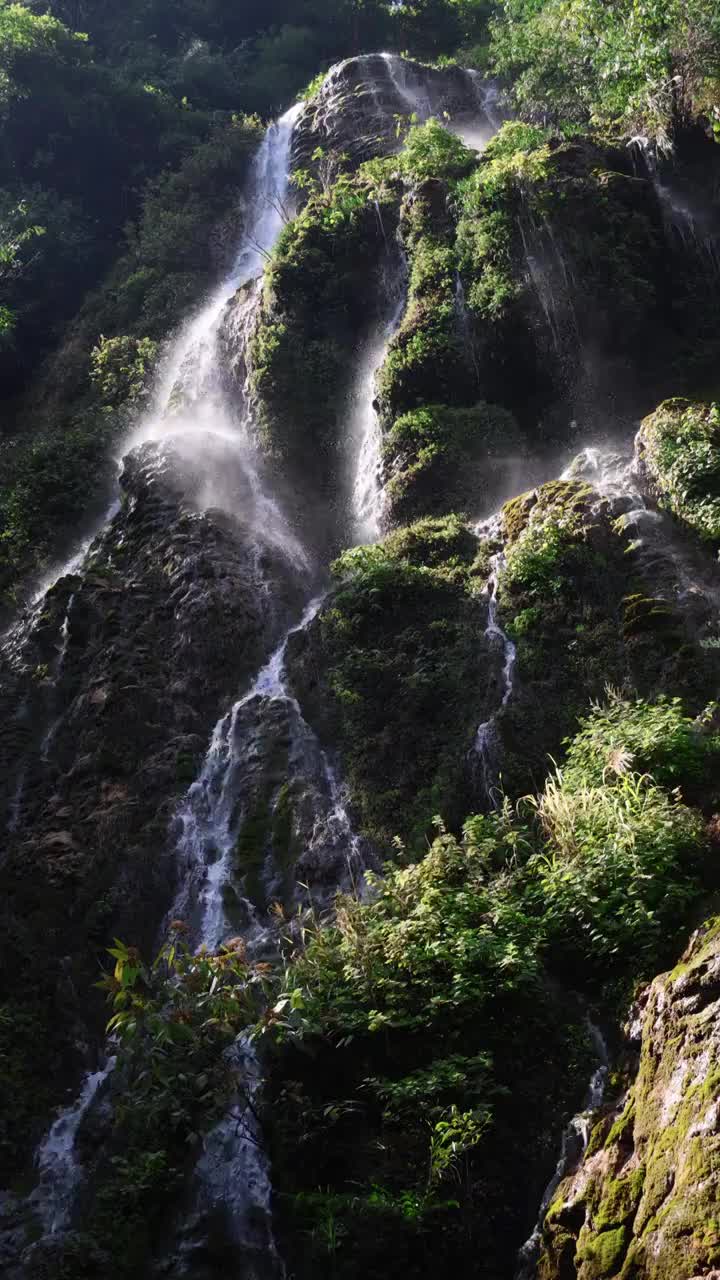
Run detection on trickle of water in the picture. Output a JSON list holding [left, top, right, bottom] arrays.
[[471, 518, 517, 808], [6, 766, 26, 835], [172, 588, 330, 952], [381, 51, 432, 120], [31, 1057, 116, 1237], [350, 272, 407, 544], [515, 1022, 609, 1280], [519, 209, 578, 353], [629, 136, 720, 275]]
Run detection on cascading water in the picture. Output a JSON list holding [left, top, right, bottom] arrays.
[[564, 445, 720, 629], [629, 137, 720, 276], [515, 1023, 609, 1280], [30, 1057, 116, 1239], [146, 102, 304, 426], [472, 517, 517, 807], [19, 102, 311, 1257], [350, 270, 407, 543], [380, 51, 500, 152]]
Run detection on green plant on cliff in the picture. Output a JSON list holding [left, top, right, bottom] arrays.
[[320, 516, 486, 848], [250, 166, 393, 479], [89, 335, 158, 408], [562, 690, 720, 801], [382, 400, 525, 522], [264, 700, 713, 1277], [639, 398, 720, 544], [455, 121, 552, 321], [525, 768, 707, 975]]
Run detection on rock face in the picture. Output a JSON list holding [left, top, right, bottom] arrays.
[[292, 53, 487, 174], [0, 431, 308, 1178], [537, 919, 720, 1280]]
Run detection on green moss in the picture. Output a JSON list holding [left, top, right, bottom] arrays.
[[307, 515, 485, 849], [378, 176, 476, 422], [604, 1101, 636, 1150], [249, 170, 395, 487], [383, 400, 525, 523], [580, 1225, 628, 1276], [638, 399, 720, 544], [595, 1169, 645, 1230]]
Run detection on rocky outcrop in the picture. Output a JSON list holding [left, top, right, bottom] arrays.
[[537, 918, 720, 1280], [293, 53, 486, 176]]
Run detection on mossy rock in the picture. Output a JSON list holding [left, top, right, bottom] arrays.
[[287, 514, 488, 850], [635, 399, 720, 545], [383, 400, 525, 524]]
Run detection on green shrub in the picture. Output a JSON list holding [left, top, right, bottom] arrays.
[[638, 399, 720, 543], [525, 769, 707, 973], [562, 691, 720, 799]]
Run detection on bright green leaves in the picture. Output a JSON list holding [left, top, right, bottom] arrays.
[[489, 0, 720, 138], [638, 398, 720, 545]]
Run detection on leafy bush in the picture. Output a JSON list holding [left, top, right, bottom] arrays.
[[638, 399, 720, 543], [525, 769, 707, 972], [489, 0, 720, 139], [562, 690, 720, 799], [90, 335, 158, 407], [89, 928, 271, 1271], [399, 118, 477, 183]]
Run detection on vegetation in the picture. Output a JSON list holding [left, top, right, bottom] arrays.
[[489, 0, 720, 141], [382, 400, 525, 522], [637, 398, 720, 545], [301, 515, 487, 848], [78, 930, 272, 1273], [258, 691, 713, 1277], [250, 167, 395, 487]]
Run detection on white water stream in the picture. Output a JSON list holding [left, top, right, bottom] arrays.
[[20, 58, 507, 1264], [22, 102, 309, 1255], [350, 275, 406, 543], [30, 1057, 116, 1238], [472, 517, 517, 807]]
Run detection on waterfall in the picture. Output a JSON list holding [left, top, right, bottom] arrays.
[[381, 51, 432, 120], [563, 445, 720, 625], [515, 1022, 609, 1280], [519, 208, 578, 353], [20, 103, 311, 1255], [472, 518, 517, 807], [170, 595, 327, 952], [146, 102, 304, 425], [30, 1057, 116, 1238], [39, 592, 75, 762], [350, 268, 407, 543]]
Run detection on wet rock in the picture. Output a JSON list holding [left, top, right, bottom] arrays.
[[0, 431, 308, 1181], [537, 919, 720, 1279], [293, 53, 483, 176]]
